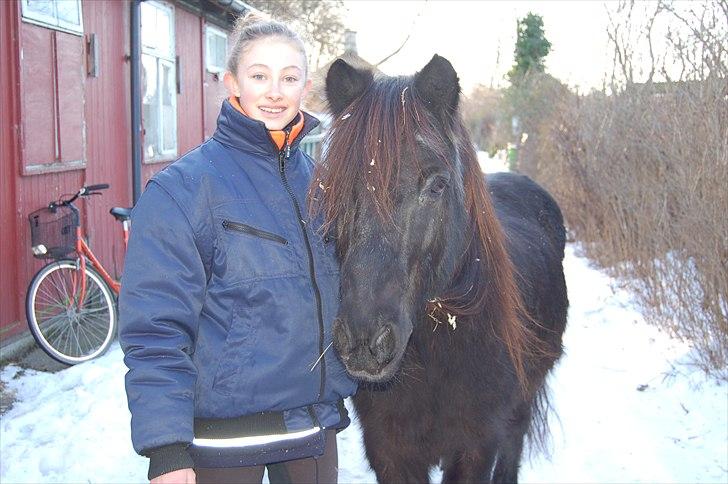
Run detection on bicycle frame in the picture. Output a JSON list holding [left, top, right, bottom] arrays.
[[72, 218, 129, 306]]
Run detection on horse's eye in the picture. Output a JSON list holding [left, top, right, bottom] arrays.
[[426, 175, 449, 197]]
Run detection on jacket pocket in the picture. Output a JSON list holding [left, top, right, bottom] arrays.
[[222, 219, 288, 245], [212, 306, 256, 399]]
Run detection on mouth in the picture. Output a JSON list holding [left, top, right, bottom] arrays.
[[343, 345, 407, 383], [259, 106, 286, 115]]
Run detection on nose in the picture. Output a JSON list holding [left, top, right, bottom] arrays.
[[332, 318, 397, 376], [370, 325, 395, 366], [266, 80, 283, 101]]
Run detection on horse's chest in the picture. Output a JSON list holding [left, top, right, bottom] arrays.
[[356, 376, 492, 458], [359, 351, 490, 437]]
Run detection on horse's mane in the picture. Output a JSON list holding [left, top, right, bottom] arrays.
[[309, 76, 541, 392]]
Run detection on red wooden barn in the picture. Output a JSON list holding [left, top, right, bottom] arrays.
[[0, 0, 255, 356]]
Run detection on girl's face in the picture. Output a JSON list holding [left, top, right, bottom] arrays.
[[224, 38, 311, 131]]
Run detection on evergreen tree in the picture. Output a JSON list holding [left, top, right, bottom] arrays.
[[500, 13, 560, 172], [507, 13, 551, 83]]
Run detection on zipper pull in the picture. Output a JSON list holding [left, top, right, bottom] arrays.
[[279, 128, 292, 173]]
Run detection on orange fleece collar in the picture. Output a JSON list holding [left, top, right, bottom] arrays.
[[228, 96, 304, 150]]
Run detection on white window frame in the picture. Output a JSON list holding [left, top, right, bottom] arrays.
[[141, 0, 177, 162], [205, 25, 228, 74], [21, 0, 84, 36]]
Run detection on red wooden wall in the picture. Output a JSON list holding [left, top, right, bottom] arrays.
[[1, 0, 231, 346], [0, 0, 22, 341], [175, 7, 203, 156]]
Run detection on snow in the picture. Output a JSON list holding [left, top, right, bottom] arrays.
[[478, 150, 510, 174], [2, 246, 726, 483]]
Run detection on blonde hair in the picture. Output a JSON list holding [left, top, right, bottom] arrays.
[[227, 12, 308, 76]]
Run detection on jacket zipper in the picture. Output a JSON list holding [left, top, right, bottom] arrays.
[[278, 129, 327, 402], [221, 219, 288, 245]]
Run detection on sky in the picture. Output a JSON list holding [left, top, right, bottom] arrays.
[[341, 0, 614, 94], [2, 236, 726, 482]]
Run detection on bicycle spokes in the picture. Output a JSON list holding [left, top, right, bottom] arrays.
[[28, 261, 116, 363]]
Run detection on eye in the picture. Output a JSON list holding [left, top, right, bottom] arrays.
[[284, 75, 299, 83], [251, 73, 266, 81], [430, 177, 448, 194], [422, 173, 450, 199]]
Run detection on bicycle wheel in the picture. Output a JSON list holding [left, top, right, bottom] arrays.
[[25, 258, 116, 365]]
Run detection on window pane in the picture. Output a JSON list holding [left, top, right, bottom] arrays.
[[25, 0, 56, 18], [142, 54, 160, 160], [56, 0, 80, 26], [141, 2, 172, 58], [140, 3, 156, 51], [205, 34, 213, 65], [215, 35, 227, 68], [154, 8, 172, 57], [206, 29, 227, 73], [23, 0, 58, 27], [23, 0, 82, 34], [160, 61, 176, 153]]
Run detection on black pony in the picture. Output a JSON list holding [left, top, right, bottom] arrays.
[[311, 55, 568, 483]]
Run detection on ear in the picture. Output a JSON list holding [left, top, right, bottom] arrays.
[[302, 77, 313, 99], [223, 71, 240, 97], [325, 59, 373, 116], [413, 55, 460, 122]]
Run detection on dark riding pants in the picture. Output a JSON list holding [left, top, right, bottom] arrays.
[[195, 430, 338, 484]]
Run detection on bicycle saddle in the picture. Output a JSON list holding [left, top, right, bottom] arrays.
[[110, 207, 132, 222]]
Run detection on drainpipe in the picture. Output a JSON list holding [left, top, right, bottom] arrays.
[[130, 0, 142, 204]]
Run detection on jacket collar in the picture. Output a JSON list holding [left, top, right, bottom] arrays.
[[212, 99, 320, 158]]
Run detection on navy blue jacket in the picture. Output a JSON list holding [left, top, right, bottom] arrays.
[[119, 100, 357, 476]]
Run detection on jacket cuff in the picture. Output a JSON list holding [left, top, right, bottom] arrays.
[[145, 443, 195, 480]]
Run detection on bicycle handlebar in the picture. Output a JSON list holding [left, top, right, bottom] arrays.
[[85, 183, 110, 193], [50, 183, 111, 209]]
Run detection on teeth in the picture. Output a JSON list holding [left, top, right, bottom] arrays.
[[260, 107, 284, 114]]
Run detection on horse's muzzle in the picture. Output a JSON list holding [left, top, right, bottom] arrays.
[[332, 318, 401, 382]]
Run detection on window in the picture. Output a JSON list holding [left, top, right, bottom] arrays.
[[141, 1, 177, 162], [21, 0, 83, 35], [205, 25, 228, 74]]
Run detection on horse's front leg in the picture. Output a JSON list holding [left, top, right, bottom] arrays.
[[356, 403, 432, 482], [363, 434, 431, 484], [491, 402, 532, 484], [440, 440, 499, 484]]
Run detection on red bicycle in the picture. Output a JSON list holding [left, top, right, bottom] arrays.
[[25, 184, 131, 365]]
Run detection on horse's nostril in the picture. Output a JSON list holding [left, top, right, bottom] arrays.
[[373, 325, 389, 348], [333, 318, 352, 356], [370, 324, 395, 365]]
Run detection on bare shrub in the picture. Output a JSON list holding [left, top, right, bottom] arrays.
[[461, 85, 503, 151], [519, 0, 727, 379]]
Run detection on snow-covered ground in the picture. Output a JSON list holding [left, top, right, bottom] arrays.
[[1, 155, 726, 483]]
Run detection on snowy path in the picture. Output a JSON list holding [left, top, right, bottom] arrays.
[[1, 245, 726, 483]]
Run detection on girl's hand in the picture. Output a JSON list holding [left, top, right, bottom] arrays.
[[151, 468, 195, 484]]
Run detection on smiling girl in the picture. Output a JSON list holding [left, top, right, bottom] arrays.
[[119, 13, 357, 484]]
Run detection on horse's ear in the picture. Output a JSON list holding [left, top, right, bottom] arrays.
[[326, 59, 373, 116], [413, 55, 460, 123]]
